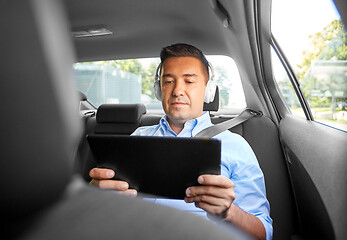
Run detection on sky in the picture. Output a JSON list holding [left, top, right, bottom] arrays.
[[271, 0, 341, 68]]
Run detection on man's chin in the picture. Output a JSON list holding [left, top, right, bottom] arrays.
[[167, 114, 188, 121], [166, 112, 190, 122]]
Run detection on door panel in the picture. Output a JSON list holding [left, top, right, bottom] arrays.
[[279, 115, 347, 239]]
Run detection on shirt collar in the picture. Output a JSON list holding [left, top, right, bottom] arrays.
[[192, 112, 213, 136], [159, 112, 212, 137]]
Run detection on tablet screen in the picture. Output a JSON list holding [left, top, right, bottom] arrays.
[[87, 135, 221, 199]]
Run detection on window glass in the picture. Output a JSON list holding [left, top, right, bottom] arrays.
[[271, 0, 347, 131], [74, 56, 246, 111], [271, 48, 306, 118]]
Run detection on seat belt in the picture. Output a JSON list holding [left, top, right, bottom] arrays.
[[195, 109, 263, 138]]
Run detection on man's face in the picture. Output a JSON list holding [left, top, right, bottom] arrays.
[[160, 56, 208, 125]]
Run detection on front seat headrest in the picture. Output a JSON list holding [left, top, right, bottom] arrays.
[[95, 104, 146, 134], [1, 0, 82, 219], [97, 104, 146, 123]]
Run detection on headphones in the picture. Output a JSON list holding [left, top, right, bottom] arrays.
[[153, 62, 217, 103]]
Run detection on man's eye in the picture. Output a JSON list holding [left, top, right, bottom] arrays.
[[163, 80, 173, 84]]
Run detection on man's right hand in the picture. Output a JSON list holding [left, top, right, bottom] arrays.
[[89, 167, 137, 197]]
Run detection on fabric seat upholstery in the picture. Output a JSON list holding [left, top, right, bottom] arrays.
[[210, 115, 299, 239]]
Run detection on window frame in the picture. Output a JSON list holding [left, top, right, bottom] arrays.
[[270, 36, 314, 120]]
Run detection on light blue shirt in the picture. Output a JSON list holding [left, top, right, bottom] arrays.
[[131, 112, 273, 240]]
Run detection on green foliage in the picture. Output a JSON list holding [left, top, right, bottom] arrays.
[[141, 61, 158, 99], [296, 20, 346, 81], [296, 19, 347, 108], [308, 96, 331, 108], [298, 20, 346, 76], [106, 59, 158, 99], [109, 59, 142, 74], [214, 65, 232, 108]]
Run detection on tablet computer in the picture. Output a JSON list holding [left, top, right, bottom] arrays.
[[87, 135, 221, 199]]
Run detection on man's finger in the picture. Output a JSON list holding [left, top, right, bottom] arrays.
[[186, 185, 234, 199], [117, 189, 138, 197], [198, 174, 235, 189], [89, 167, 115, 180], [98, 179, 129, 190], [184, 194, 223, 206]]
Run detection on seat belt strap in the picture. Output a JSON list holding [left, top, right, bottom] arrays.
[[195, 109, 263, 138]]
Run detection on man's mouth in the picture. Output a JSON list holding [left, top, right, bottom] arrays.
[[171, 101, 188, 105]]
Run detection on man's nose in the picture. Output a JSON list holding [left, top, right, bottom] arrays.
[[172, 80, 185, 97]]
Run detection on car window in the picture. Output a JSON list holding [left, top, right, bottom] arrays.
[[271, 0, 347, 131], [271, 47, 306, 118], [74, 56, 246, 111]]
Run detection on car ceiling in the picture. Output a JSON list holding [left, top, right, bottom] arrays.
[[64, 0, 254, 62]]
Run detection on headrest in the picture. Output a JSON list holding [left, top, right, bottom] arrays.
[[203, 86, 219, 111], [95, 104, 147, 134], [1, 0, 81, 219], [97, 104, 146, 123]]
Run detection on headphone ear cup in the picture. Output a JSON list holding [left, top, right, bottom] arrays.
[[204, 79, 216, 103], [154, 80, 161, 100], [154, 63, 162, 101]]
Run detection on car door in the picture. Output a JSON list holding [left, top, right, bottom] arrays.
[[257, 0, 347, 239]]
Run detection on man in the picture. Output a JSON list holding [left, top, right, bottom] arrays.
[[90, 43, 272, 240]]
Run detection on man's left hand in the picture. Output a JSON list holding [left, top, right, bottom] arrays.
[[184, 174, 236, 218]]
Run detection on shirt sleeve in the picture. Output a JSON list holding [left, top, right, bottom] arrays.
[[217, 131, 273, 240]]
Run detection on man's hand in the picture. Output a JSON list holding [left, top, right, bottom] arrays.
[[185, 174, 266, 240], [89, 167, 137, 197], [184, 174, 235, 218]]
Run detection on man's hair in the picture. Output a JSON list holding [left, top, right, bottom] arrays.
[[160, 43, 210, 78]]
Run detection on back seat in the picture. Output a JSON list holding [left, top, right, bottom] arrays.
[[76, 92, 298, 239], [216, 115, 298, 239]]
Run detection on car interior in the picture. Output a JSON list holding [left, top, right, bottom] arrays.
[[2, 1, 254, 240], [2, 0, 347, 240]]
